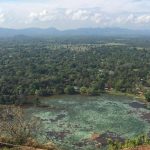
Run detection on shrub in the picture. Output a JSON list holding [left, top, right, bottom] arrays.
[[144, 91, 150, 102], [0, 106, 42, 144]]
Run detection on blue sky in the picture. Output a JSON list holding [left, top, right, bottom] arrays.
[[0, 0, 150, 29]]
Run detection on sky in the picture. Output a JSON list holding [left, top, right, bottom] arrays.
[[0, 0, 150, 29]]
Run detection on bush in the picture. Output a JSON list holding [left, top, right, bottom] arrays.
[[80, 87, 88, 95], [144, 91, 150, 102], [108, 135, 150, 150], [0, 106, 42, 144], [64, 86, 75, 94]]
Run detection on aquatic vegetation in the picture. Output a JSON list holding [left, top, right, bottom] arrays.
[[26, 95, 150, 150]]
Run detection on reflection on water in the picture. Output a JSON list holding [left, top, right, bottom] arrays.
[[26, 95, 150, 150]]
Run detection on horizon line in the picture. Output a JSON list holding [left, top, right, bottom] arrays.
[[0, 27, 149, 31]]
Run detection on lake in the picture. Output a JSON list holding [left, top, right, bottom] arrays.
[[26, 94, 150, 150]]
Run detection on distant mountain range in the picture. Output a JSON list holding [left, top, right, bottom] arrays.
[[0, 27, 150, 37]]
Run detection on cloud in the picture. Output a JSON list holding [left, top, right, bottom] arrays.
[[115, 15, 135, 24], [92, 13, 110, 24], [136, 15, 150, 23], [115, 14, 150, 25], [0, 12, 5, 23], [65, 9, 73, 15], [29, 10, 55, 22], [68, 10, 89, 21], [65, 9, 110, 24], [0, 0, 150, 29]]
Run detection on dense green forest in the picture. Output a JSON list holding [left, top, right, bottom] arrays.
[[0, 36, 150, 104]]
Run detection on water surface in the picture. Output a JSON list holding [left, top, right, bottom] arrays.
[[27, 94, 150, 150]]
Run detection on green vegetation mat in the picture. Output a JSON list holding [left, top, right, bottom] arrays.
[[26, 95, 150, 150]]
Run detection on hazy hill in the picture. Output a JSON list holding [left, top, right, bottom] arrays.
[[0, 27, 150, 37]]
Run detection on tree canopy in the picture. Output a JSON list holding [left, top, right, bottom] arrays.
[[0, 37, 150, 104]]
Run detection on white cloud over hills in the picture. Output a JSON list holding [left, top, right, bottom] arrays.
[[0, 0, 150, 29]]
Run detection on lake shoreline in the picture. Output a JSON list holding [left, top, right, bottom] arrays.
[[106, 90, 146, 103], [1, 90, 146, 108], [38, 90, 146, 103]]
